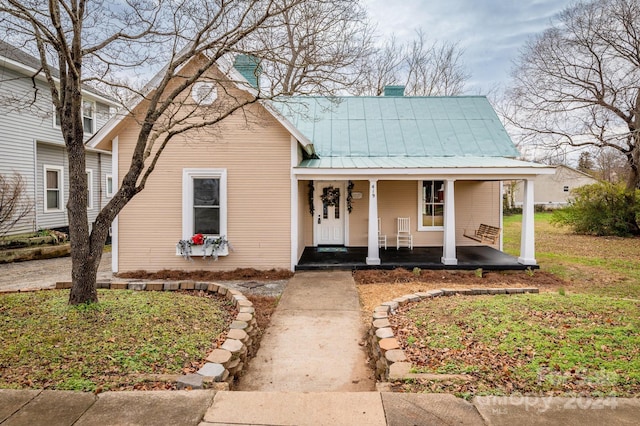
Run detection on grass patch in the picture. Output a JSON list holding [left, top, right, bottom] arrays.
[[0, 289, 233, 391], [391, 294, 640, 396], [503, 213, 640, 298]]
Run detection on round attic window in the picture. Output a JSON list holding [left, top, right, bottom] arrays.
[[191, 81, 217, 105]]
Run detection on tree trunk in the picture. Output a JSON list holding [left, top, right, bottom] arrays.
[[627, 145, 640, 190], [68, 247, 100, 304], [66, 107, 99, 303]]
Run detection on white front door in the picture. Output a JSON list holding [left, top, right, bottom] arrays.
[[315, 181, 346, 245]]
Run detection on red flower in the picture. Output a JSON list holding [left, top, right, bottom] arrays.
[[191, 233, 205, 245]]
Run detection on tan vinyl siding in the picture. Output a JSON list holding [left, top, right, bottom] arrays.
[[345, 180, 500, 247], [297, 180, 307, 261], [116, 102, 292, 272], [512, 166, 597, 208], [346, 180, 369, 246], [377, 180, 442, 246], [455, 181, 501, 247]]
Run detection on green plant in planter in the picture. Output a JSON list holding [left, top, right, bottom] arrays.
[[176, 234, 232, 261]]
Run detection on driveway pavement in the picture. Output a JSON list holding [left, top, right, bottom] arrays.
[[0, 252, 112, 291]]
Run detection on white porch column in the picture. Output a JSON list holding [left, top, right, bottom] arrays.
[[441, 179, 458, 265], [518, 179, 537, 265], [366, 179, 381, 265]]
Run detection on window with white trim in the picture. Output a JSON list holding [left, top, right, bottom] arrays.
[[419, 180, 445, 230], [182, 169, 227, 239], [53, 99, 96, 134], [106, 175, 114, 197], [82, 100, 95, 134], [86, 169, 94, 209], [44, 165, 64, 212]]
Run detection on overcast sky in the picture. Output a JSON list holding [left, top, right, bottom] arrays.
[[364, 0, 574, 94]]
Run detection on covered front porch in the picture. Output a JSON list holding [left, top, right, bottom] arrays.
[[292, 172, 548, 271], [296, 245, 537, 271]]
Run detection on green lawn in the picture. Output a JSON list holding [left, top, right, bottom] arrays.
[[0, 290, 232, 391], [390, 212, 640, 397], [393, 293, 640, 397], [503, 212, 640, 299]]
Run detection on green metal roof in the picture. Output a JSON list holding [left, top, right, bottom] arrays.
[[276, 96, 521, 160]]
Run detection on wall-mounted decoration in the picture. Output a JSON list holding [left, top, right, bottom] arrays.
[[308, 181, 315, 216], [347, 180, 354, 213]]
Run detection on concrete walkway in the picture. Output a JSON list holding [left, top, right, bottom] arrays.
[[237, 270, 374, 392], [3, 388, 640, 425]]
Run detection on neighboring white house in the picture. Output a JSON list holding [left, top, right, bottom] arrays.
[[510, 165, 598, 209], [0, 41, 117, 235]]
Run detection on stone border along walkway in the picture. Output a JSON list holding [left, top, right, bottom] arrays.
[[368, 286, 540, 383], [2, 278, 259, 390]]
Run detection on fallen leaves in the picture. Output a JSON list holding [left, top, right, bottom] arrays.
[[387, 294, 640, 397]]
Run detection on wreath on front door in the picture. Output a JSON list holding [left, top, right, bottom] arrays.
[[321, 186, 340, 206], [321, 186, 340, 219]]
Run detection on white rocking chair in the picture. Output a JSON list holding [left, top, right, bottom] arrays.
[[378, 218, 387, 249], [396, 217, 413, 250]]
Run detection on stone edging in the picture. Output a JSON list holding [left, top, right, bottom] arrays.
[[368, 287, 540, 382], [38, 279, 258, 390]]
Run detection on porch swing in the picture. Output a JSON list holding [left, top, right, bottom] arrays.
[[462, 183, 501, 245]]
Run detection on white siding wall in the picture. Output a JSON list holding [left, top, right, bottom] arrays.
[[36, 143, 111, 230], [0, 65, 112, 235]]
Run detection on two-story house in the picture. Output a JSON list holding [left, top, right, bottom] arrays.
[[0, 41, 117, 236]]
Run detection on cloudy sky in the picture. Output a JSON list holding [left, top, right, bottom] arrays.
[[364, 0, 574, 94]]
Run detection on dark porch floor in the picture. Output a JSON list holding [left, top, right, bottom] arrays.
[[296, 246, 538, 271]]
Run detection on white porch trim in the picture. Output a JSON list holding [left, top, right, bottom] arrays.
[[441, 179, 457, 265], [111, 136, 119, 273], [293, 167, 555, 180], [366, 179, 380, 265], [290, 137, 299, 271], [518, 179, 536, 265]]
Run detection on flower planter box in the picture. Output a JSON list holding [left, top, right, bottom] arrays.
[[175, 245, 229, 258]]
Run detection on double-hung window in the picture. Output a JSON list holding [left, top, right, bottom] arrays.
[[182, 169, 227, 254], [419, 180, 445, 230], [44, 165, 64, 212], [82, 100, 95, 134], [53, 99, 96, 134]]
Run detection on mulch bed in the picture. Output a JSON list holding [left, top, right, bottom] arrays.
[[116, 268, 294, 281], [354, 268, 568, 287]]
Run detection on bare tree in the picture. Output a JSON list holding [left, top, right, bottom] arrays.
[[250, 0, 375, 95], [353, 29, 469, 96], [0, 173, 33, 237], [0, 0, 364, 304], [594, 147, 630, 183], [505, 0, 640, 190]]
